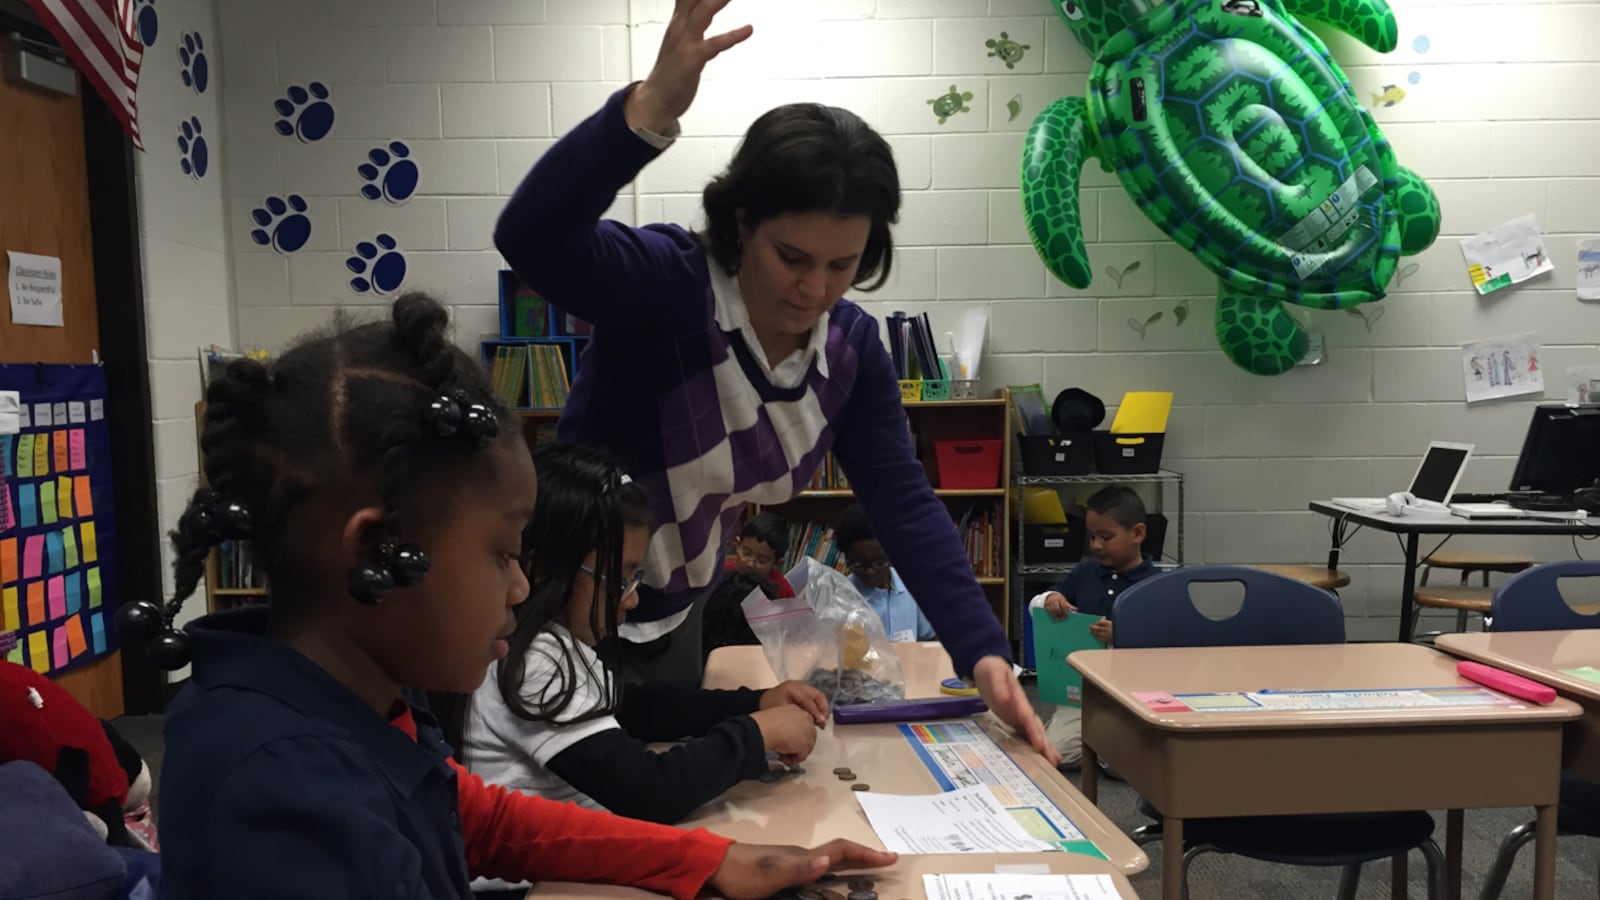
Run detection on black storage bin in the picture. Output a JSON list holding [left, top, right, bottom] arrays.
[[1018, 433, 1093, 476], [1144, 512, 1169, 560], [1093, 432, 1165, 474], [1023, 516, 1085, 565]]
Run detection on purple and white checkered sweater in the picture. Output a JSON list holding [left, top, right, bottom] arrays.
[[495, 87, 1009, 676]]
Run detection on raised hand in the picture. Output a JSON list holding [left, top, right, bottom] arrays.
[[626, 0, 754, 134]]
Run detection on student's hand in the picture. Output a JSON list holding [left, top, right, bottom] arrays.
[[751, 705, 819, 762], [1042, 592, 1074, 620], [973, 656, 1059, 766], [1089, 618, 1113, 645], [761, 680, 830, 726], [628, 0, 754, 134], [708, 840, 898, 899]]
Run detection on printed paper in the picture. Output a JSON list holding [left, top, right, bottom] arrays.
[[1460, 216, 1554, 295], [1568, 366, 1600, 406], [7, 251, 63, 327], [924, 874, 1121, 900], [1462, 333, 1544, 403], [0, 392, 19, 435], [1580, 240, 1600, 301], [855, 785, 1060, 855]]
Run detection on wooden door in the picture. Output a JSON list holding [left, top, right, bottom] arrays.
[[0, 47, 123, 717]]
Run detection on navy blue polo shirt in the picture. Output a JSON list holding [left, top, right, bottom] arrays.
[[1049, 555, 1159, 619], [159, 607, 471, 899]]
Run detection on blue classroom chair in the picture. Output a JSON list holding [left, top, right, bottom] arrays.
[[1110, 565, 1445, 900], [1479, 561, 1600, 900]]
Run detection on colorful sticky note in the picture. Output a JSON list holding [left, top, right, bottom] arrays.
[[57, 476, 72, 520], [39, 481, 55, 525], [0, 434, 11, 476], [1, 538, 15, 585], [1, 586, 16, 631], [65, 616, 86, 657], [64, 572, 80, 615], [25, 581, 43, 622], [46, 575, 65, 620], [90, 612, 105, 654], [18, 484, 35, 529], [16, 435, 33, 479], [63, 528, 78, 570], [86, 568, 101, 609], [68, 429, 85, 471], [22, 535, 42, 579], [4, 642, 20, 666], [27, 631, 47, 673], [74, 476, 91, 516], [0, 478, 13, 533], [51, 627, 66, 668], [51, 431, 67, 473], [80, 522, 96, 564], [45, 531, 63, 574], [33, 431, 48, 476]]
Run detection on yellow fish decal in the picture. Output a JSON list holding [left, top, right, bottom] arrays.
[[1371, 84, 1407, 108]]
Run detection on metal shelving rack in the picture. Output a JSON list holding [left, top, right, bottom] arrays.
[[1012, 469, 1186, 578]]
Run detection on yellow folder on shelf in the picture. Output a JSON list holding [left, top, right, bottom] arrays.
[[1111, 391, 1173, 434], [1022, 488, 1068, 524]]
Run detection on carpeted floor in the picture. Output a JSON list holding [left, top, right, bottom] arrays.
[[110, 711, 1598, 899]]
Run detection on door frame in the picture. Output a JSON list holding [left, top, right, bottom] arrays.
[[2, 6, 167, 713]]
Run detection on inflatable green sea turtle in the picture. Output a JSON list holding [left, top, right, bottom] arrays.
[[1022, 0, 1441, 375]]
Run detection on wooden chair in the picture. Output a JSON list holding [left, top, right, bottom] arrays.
[[1413, 551, 1533, 639], [1254, 564, 1351, 592]]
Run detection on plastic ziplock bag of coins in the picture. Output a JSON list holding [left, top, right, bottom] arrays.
[[740, 556, 906, 705]]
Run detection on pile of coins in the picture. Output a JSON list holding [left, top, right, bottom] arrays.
[[789, 875, 880, 900], [832, 766, 869, 791], [759, 751, 805, 784], [804, 667, 904, 705]]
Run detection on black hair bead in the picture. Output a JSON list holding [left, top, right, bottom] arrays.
[[389, 544, 431, 587], [424, 395, 463, 437], [348, 565, 395, 604], [459, 403, 499, 447], [115, 599, 165, 642], [147, 630, 194, 671]]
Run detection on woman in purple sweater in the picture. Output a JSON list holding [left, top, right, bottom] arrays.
[[495, 0, 1052, 761]]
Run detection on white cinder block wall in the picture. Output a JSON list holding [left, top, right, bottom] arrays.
[[206, 0, 1599, 638], [133, 0, 233, 630]]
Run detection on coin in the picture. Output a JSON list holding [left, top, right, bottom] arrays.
[[851, 783, 870, 792], [837, 772, 857, 781], [758, 771, 782, 784], [819, 890, 846, 900], [848, 879, 873, 892], [833, 767, 852, 776], [848, 892, 877, 900]]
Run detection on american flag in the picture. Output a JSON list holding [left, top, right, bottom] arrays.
[[25, 0, 144, 148]]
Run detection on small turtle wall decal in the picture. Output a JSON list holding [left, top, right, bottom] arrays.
[[986, 31, 1031, 69], [928, 85, 973, 124]]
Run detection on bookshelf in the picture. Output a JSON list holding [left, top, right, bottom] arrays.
[[756, 392, 1015, 636], [194, 402, 269, 614], [486, 270, 590, 412]]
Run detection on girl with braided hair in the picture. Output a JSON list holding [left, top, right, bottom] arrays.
[[117, 293, 892, 899]]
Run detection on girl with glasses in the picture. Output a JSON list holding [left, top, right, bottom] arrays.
[[437, 443, 830, 858]]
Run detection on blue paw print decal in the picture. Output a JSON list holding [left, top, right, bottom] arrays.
[[347, 234, 407, 295], [273, 82, 335, 143], [178, 32, 207, 94], [250, 195, 312, 254], [132, 0, 157, 46], [177, 116, 208, 180], [358, 141, 420, 205]]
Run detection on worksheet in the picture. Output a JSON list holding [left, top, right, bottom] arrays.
[[854, 786, 1058, 855], [924, 873, 1121, 900]]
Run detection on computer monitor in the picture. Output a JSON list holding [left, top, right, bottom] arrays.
[[1408, 442, 1473, 504], [1510, 405, 1600, 497]]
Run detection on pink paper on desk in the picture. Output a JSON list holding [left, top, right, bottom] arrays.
[[1134, 691, 1193, 713], [68, 429, 85, 471], [22, 535, 43, 579], [46, 575, 65, 620]]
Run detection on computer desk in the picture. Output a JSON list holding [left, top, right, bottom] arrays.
[[1071, 642, 1580, 900], [1437, 630, 1600, 784], [530, 643, 1145, 899], [1308, 501, 1600, 641]]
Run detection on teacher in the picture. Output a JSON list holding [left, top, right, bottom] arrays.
[[495, 0, 1053, 762]]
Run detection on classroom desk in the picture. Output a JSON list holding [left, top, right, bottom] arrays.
[[1308, 501, 1600, 641], [1070, 642, 1581, 900], [532, 644, 1143, 899], [1438, 630, 1600, 784]]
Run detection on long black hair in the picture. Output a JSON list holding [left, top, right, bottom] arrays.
[[438, 443, 650, 759], [699, 102, 901, 291]]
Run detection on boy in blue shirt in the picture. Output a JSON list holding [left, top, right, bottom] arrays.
[[834, 504, 937, 643], [1034, 485, 1160, 766]]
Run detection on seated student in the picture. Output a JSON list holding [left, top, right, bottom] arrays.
[[128, 294, 893, 899], [1035, 485, 1159, 766], [703, 570, 779, 664], [454, 442, 831, 832], [726, 512, 797, 597], [833, 504, 936, 643]]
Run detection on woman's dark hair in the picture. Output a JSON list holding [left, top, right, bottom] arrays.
[[738, 511, 789, 559], [163, 293, 512, 632], [446, 442, 651, 758], [831, 503, 875, 555], [699, 103, 901, 291]]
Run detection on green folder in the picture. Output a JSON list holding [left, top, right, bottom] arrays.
[[1031, 605, 1106, 706]]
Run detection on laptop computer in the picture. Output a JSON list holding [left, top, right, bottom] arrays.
[[1331, 442, 1475, 513]]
